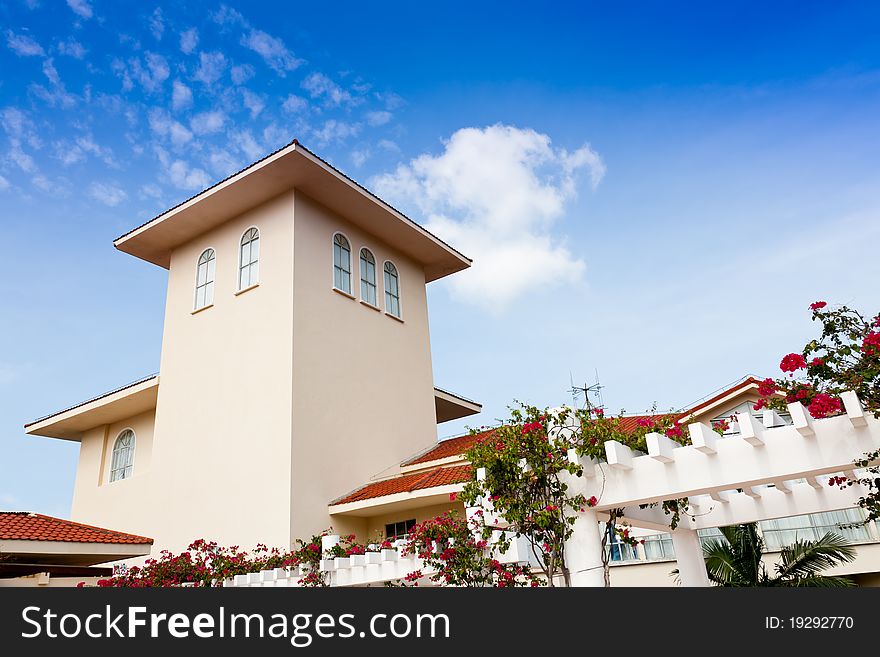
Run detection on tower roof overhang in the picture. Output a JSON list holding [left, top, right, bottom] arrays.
[[114, 141, 471, 283]]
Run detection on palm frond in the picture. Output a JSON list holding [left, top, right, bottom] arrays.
[[774, 532, 856, 583]]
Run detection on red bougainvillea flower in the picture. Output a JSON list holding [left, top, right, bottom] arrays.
[[665, 425, 684, 439], [636, 417, 654, 428], [807, 393, 842, 419], [753, 399, 767, 412], [586, 495, 598, 507], [449, 492, 457, 502], [810, 301, 827, 311], [780, 353, 807, 373], [863, 332, 880, 356], [810, 357, 825, 367], [521, 421, 542, 435], [758, 378, 777, 397]]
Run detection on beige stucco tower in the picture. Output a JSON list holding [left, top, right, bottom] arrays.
[[26, 141, 481, 554]]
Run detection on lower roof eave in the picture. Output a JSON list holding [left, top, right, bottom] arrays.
[[328, 483, 465, 518]]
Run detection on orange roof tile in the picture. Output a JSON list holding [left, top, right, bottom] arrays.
[[0, 512, 153, 545], [403, 428, 496, 466], [332, 465, 473, 505]]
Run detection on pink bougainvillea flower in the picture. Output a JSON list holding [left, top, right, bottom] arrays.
[[810, 301, 827, 311], [758, 377, 777, 397], [780, 353, 807, 373]]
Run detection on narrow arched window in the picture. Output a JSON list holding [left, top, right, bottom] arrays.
[[333, 233, 351, 294], [110, 429, 135, 482], [239, 228, 260, 290], [384, 261, 401, 317], [360, 248, 377, 306], [195, 248, 215, 309]]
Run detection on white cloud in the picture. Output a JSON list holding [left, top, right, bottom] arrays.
[[88, 181, 127, 206], [168, 160, 211, 190], [212, 4, 246, 26], [282, 94, 307, 113], [231, 130, 263, 160], [180, 28, 198, 54], [57, 38, 86, 58], [171, 79, 193, 111], [32, 173, 68, 195], [139, 183, 163, 199], [114, 53, 170, 93], [377, 139, 400, 154], [190, 110, 225, 135], [66, 0, 92, 19], [351, 148, 369, 167], [6, 30, 44, 57], [311, 119, 361, 146], [240, 29, 302, 75], [365, 110, 392, 126], [230, 64, 254, 85], [370, 124, 605, 311], [207, 148, 239, 177], [149, 8, 165, 40], [54, 135, 115, 167], [0, 174, 9, 191], [301, 72, 360, 108], [241, 88, 265, 118], [148, 108, 193, 146], [193, 51, 227, 85], [42, 58, 61, 86], [155, 145, 212, 190]]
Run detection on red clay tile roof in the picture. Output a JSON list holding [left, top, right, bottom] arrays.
[[678, 376, 760, 418], [332, 465, 473, 505], [403, 429, 496, 466], [0, 512, 153, 545]]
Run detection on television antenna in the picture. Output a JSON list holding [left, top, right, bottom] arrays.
[[570, 370, 604, 414]]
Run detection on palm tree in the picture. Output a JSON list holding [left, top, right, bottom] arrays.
[[700, 523, 857, 587]]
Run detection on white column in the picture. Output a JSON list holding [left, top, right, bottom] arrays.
[[671, 529, 711, 587], [565, 509, 606, 587]]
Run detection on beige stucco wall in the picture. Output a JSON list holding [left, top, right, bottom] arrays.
[[289, 193, 439, 540], [70, 409, 155, 538], [145, 191, 296, 553]]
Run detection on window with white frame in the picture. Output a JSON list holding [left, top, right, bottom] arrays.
[[238, 228, 260, 290], [385, 519, 416, 541], [384, 261, 400, 317], [360, 248, 377, 306], [110, 429, 135, 482], [195, 248, 216, 309], [760, 509, 872, 550], [333, 234, 351, 294]]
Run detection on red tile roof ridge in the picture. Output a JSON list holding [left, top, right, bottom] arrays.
[[0, 511, 154, 544]]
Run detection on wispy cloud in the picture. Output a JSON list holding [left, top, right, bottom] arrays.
[[0, 174, 9, 191], [371, 124, 605, 311], [190, 110, 226, 135], [301, 72, 361, 108], [311, 119, 361, 146], [230, 64, 254, 85], [193, 51, 227, 85], [241, 88, 265, 118], [171, 79, 193, 111], [149, 8, 165, 41], [57, 38, 86, 59], [282, 94, 307, 113], [365, 110, 392, 126], [179, 28, 198, 54], [65, 0, 93, 20], [241, 28, 303, 75], [88, 181, 127, 206], [6, 30, 45, 57], [148, 108, 193, 146]]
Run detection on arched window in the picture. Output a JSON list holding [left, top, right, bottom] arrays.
[[360, 248, 377, 306], [333, 233, 351, 294], [384, 261, 401, 317], [195, 248, 216, 309], [110, 429, 135, 482], [239, 227, 260, 290]]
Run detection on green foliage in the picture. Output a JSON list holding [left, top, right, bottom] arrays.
[[461, 403, 694, 586], [756, 302, 880, 524], [700, 523, 856, 587]]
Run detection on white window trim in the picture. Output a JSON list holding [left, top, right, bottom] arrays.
[[237, 226, 261, 292], [109, 428, 136, 483], [194, 246, 217, 311], [332, 231, 353, 297], [383, 259, 403, 320], [358, 245, 378, 308]]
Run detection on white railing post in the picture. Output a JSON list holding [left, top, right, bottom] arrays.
[[670, 529, 711, 587]]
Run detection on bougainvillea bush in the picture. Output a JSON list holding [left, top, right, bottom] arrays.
[[461, 404, 696, 587], [399, 512, 540, 587], [754, 301, 880, 524], [89, 530, 363, 588]]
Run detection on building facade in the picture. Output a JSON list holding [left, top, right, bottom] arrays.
[[26, 141, 480, 555]]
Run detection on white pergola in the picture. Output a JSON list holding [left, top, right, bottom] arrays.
[[226, 392, 878, 588]]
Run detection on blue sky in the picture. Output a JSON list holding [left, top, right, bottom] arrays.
[[2, 0, 879, 517]]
